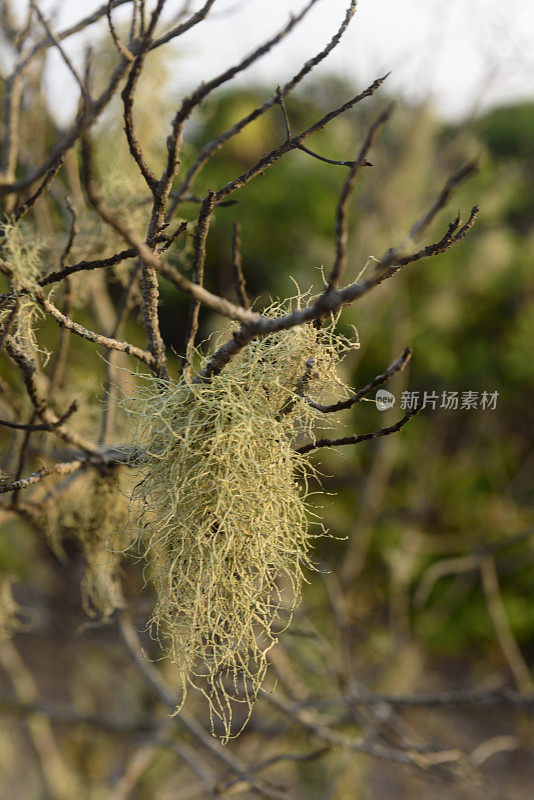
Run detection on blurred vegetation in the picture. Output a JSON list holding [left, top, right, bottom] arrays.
[[1, 46, 533, 799]]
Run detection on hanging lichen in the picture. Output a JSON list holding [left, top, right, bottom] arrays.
[[126, 296, 356, 739], [43, 471, 128, 619], [0, 222, 47, 361]]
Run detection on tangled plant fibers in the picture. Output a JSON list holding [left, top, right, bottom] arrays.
[[127, 298, 355, 738], [0, 223, 46, 359]]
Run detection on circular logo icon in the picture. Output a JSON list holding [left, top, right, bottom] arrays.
[[375, 389, 395, 411]]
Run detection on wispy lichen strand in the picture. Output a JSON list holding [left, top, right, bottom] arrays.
[[0, 223, 46, 360]]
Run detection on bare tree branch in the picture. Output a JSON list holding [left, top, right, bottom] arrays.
[[409, 161, 479, 242], [106, 0, 135, 62], [200, 207, 478, 379], [0, 458, 87, 495], [80, 134, 169, 379], [0, 400, 77, 432], [30, 0, 90, 101], [213, 75, 389, 203], [231, 222, 250, 310], [2, 334, 101, 455], [307, 347, 413, 413], [35, 290, 157, 367], [182, 191, 216, 375], [39, 229, 181, 287], [169, 0, 358, 211], [12, 159, 64, 223], [119, 1, 166, 192], [326, 102, 395, 292], [149, 0, 218, 50], [297, 407, 421, 455]]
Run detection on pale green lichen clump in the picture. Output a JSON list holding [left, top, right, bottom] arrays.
[[127, 298, 355, 738], [43, 471, 128, 619], [0, 223, 46, 360]]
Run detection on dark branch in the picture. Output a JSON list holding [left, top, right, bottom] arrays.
[[0, 400, 78, 432], [307, 347, 413, 413], [326, 102, 395, 292], [213, 75, 389, 202], [12, 159, 64, 222], [231, 222, 250, 310], [409, 160, 479, 242], [39, 231, 180, 287], [0, 458, 87, 495], [169, 0, 358, 212], [297, 407, 421, 455], [182, 191, 216, 373]]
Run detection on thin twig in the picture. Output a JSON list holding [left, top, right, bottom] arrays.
[[30, 288, 156, 367], [39, 231, 177, 287], [213, 75, 389, 203], [200, 208, 478, 379], [277, 86, 366, 169], [307, 347, 413, 413], [15, 1, 134, 74], [297, 407, 421, 455], [78, 145, 259, 326], [0, 458, 87, 494], [106, 0, 135, 62], [149, 0, 217, 50], [30, 0, 90, 101], [59, 196, 79, 268], [161, 0, 321, 204], [231, 221, 250, 309], [297, 144, 366, 168], [276, 86, 292, 140], [12, 159, 64, 222], [378, 205, 480, 273], [409, 161, 479, 242], [326, 102, 395, 292], [81, 134, 169, 379], [48, 197, 79, 392], [169, 0, 358, 213], [0, 400, 77, 432], [182, 191, 216, 374], [119, 3, 163, 191]]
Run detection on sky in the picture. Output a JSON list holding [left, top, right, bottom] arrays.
[[12, 0, 534, 124]]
